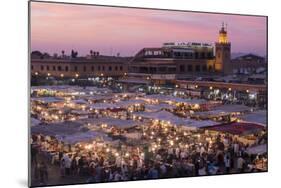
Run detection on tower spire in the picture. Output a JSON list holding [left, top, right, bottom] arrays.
[[219, 22, 228, 43]]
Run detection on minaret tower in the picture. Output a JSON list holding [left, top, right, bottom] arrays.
[[215, 22, 231, 74]]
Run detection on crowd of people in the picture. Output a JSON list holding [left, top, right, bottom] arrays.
[[31, 122, 267, 185]]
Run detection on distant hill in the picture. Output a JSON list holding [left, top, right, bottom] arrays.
[[231, 52, 267, 60], [231, 52, 248, 59]]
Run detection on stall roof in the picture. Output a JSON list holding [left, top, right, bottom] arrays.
[[71, 99, 88, 104], [31, 97, 64, 103], [182, 119, 218, 129], [80, 117, 140, 129], [31, 121, 83, 136], [134, 110, 180, 123], [213, 104, 253, 113], [31, 85, 113, 95], [31, 117, 41, 127], [145, 103, 175, 112], [246, 144, 267, 155], [143, 94, 206, 105], [89, 103, 118, 110], [203, 122, 265, 135], [134, 110, 216, 128], [240, 110, 267, 126], [57, 131, 111, 144], [85, 95, 114, 101], [31, 120, 111, 144], [115, 99, 146, 107], [192, 110, 230, 118], [71, 110, 90, 115]]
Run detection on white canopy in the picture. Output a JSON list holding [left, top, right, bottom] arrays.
[[80, 117, 140, 129], [246, 144, 267, 155], [31, 97, 64, 103], [134, 110, 216, 128], [240, 110, 267, 126], [57, 131, 111, 144], [89, 103, 119, 110], [213, 104, 252, 113], [31, 117, 41, 127], [143, 94, 206, 105]]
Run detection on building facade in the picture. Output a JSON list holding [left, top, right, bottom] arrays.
[[127, 24, 266, 80], [30, 24, 266, 79], [31, 57, 129, 78]]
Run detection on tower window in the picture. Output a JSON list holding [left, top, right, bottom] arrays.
[[40, 65, 44, 71], [53, 66, 56, 71], [91, 66, 94, 71], [83, 66, 86, 72], [74, 66, 78, 71], [65, 66, 68, 72], [109, 66, 112, 71], [195, 65, 200, 72]]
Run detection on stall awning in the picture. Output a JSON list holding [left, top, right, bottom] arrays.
[[202, 122, 265, 135]]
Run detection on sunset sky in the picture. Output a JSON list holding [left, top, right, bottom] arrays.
[[30, 2, 267, 57]]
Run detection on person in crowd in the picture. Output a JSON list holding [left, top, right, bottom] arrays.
[[39, 162, 48, 185], [60, 158, 66, 177]]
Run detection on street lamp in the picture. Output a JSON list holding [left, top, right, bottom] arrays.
[[75, 73, 79, 78]]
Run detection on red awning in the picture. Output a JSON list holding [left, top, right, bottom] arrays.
[[203, 121, 265, 135]]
